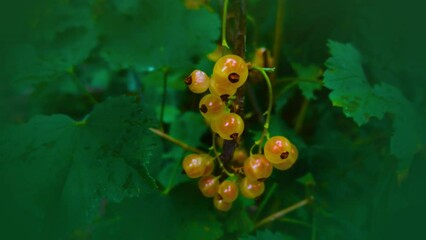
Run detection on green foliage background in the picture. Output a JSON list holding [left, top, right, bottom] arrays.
[[0, 0, 425, 239]]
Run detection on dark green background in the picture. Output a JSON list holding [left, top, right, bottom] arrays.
[[1, 0, 425, 239]]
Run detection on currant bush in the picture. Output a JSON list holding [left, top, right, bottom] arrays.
[[179, 51, 299, 212]]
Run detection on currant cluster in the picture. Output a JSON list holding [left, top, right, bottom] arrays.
[[185, 54, 247, 140], [183, 54, 298, 212]]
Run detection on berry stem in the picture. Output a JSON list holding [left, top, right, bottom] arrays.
[[254, 196, 314, 229], [211, 133, 235, 177], [221, 0, 230, 50], [251, 66, 274, 153], [149, 128, 206, 154]]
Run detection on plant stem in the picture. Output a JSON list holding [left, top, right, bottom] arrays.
[[255, 182, 278, 220], [254, 196, 314, 229], [251, 67, 274, 153], [272, 0, 285, 80], [221, 0, 230, 49], [149, 128, 206, 154], [295, 98, 309, 133], [279, 217, 312, 228]]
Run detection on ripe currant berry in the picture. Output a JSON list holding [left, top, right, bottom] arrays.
[[264, 136, 293, 164], [209, 75, 237, 100], [199, 94, 226, 121], [273, 144, 298, 170], [243, 154, 273, 180], [239, 177, 265, 199], [213, 54, 248, 88], [198, 175, 220, 198], [203, 155, 215, 176], [184, 70, 210, 94], [232, 148, 248, 166], [217, 180, 239, 203], [182, 154, 211, 178], [211, 113, 244, 140], [213, 194, 232, 212]]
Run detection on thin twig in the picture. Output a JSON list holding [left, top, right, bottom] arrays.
[[295, 98, 309, 133], [254, 196, 314, 229], [149, 128, 206, 154]]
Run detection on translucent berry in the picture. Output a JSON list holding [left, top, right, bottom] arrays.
[[264, 136, 293, 164], [209, 75, 237, 100], [213, 54, 248, 88], [239, 177, 265, 199], [243, 154, 273, 180], [232, 148, 248, 166], [198, 175, 219, 198], [184, 70, 210, 94], [203, 155, 215, 176], [182, 154, 207, 178], [211, 113, 244, 140], [213, 194, 232, 212], [199, 94, 226, 121], [217, 180, 239, 203], [273, 144, 298, 170]]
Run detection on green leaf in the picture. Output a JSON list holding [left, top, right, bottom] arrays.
[[291, 63, 322, 100], [92, 185, 223, 240], [158, 111, 208, 191], [324, 40, 426, 170], [3, 0, 97, 85], [98, 0, 220, 70], [226, 209, 254, 234], [323, 40, 392, 125], [240, 230, 294, 240], [0, 96, 160, 238]]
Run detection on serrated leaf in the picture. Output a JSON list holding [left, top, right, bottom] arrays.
[[324, 40, 426, 171], [323, 40, 392, 125], [3, 0, 97, 85], [98, 0, 220, 70], [240, 230, 294, 240], [0, 96, 160, 238], [291, 63, 322, 100], [92, 185, 223, 240], [158, 111, 208, 191], [226, 210, 254, 234]]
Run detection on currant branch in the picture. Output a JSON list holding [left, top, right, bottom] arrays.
[[254, 196, 314, 229], [149, 128, 206, 154]]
